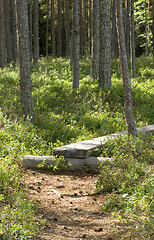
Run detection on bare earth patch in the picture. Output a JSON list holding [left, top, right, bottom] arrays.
[[23, 169, 129, 240]]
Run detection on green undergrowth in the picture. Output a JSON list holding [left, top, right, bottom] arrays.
[[0, 56, 153, 239], [95, 133, 154, 239]]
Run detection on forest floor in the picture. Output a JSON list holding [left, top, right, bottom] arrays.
[[23, 169, 131, 240]]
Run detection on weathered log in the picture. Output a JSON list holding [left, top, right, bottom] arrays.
[[22, 155, 113, 170], [53, 125, 154, 158]]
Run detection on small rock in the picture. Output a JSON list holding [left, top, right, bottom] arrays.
[[94, 227, 103, 232], [56, 185, 65, 189]]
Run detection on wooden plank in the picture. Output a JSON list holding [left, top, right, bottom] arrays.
[[53, 125, 154, 158]]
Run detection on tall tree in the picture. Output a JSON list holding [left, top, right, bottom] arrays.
[[4, 0, 13, 63], [116, 0, 137, 136], [111, 0, 117, 58], [15, 0, 33, 120], [0, 0, 7, 68], [88, 0, 92, 56], [130, 0, 136, 78], [91, 0, 99, 79], [99, 0, 111, 88], [33, 0, 39, 63], [152, 0, 154, 57], [10, 0, 17, 62], [51, 0, 55, 56], [65, 0, 70, 56], [57, 0, 62, 57], [72, 0, 80, 89], [29, 0, 33, 61], [83, 0, 87, 56], [46, 0, 49, 60], [79, 0, 83, 58], [125, 0, 130, 60]]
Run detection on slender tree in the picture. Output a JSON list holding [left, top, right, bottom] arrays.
[[130, 0, 136, 78], [46, 0, 49, 60], [10, 0, 17, 62], [83, 0, 87, 56], [33, 0, 39, 63], [88, 0, 92, 56], [152, 0, 154, 57], [72, 0, 80, 89], [0, 0, 7, 68], [29, 0, 33, 61], [15, 0, 33, 120], [91, 0, 99, 79], [65, 0, 70, 56], [57, 0, 62, 57], [116, 0, 137, 136], [4, 0, 13, 63], [99, 0, 111, 88], [51, 0, 55, 56], [125, 0, 130, 60], [111, 0, 117, 58], [79, 0, 83, 58]]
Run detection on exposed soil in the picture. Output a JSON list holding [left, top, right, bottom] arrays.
[[23, 169, 129, 240]]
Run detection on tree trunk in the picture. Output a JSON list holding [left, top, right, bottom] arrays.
[[125, 0, 130, 60], [145, 0, 148, 56], [91, 0, 99, 79], [65, 0, 70, 56], [88, 0, 92, 56], [29, 0, 33, 61], [33, 0, 39, 63], [83, 0, 87, 56], [130, 0, 136, 78], [79, 0, 83, 58], [152, 0, 154, 57], [99, 0, 111, 88], [111, 0, 117, 58], [10, 0, 17, 63], [0, 0, 7, 68], [57, 0, 62, 57], [15, 0, 33, 120], [51, 0, 55, 56], [4, 0, 13, 63], [116, 0, 137, 136], [46, 0, 49, 60], [72, 0, 80, 89]]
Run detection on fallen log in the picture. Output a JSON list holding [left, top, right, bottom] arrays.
[[22, 155, 113, 170]]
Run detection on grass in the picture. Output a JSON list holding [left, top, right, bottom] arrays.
[[0, 56, 153, 239]]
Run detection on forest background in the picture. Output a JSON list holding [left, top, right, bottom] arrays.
[[0, 0, 154, 239]]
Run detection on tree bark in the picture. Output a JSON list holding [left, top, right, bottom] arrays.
[[72, 0, 80, 89], [29, 0, 33, 61], [65, 0, 70, 56], [91, 0, 99, 79], [83, 0, 87, 56], [125, 0, 130, 60], [88, 0, 92, 56], [57, 0, 62, 57], [33, 0, 39, 63], [50, 0, 55, 56], [152, 0, 154, 57], [4, 0, 13, 63], [79, 0, 83, 58], [10, 0, 17, 62], [116, 0, 137, 136], [130, 0, 136, 78], [99, 0, 111, 88], [15, 0, 33, 120], [0, 0, 7, 68], [46, 0, 49, 60], [111, 0, 117, 58]]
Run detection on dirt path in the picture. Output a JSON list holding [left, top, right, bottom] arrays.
[[23, 169, 128, 240]]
